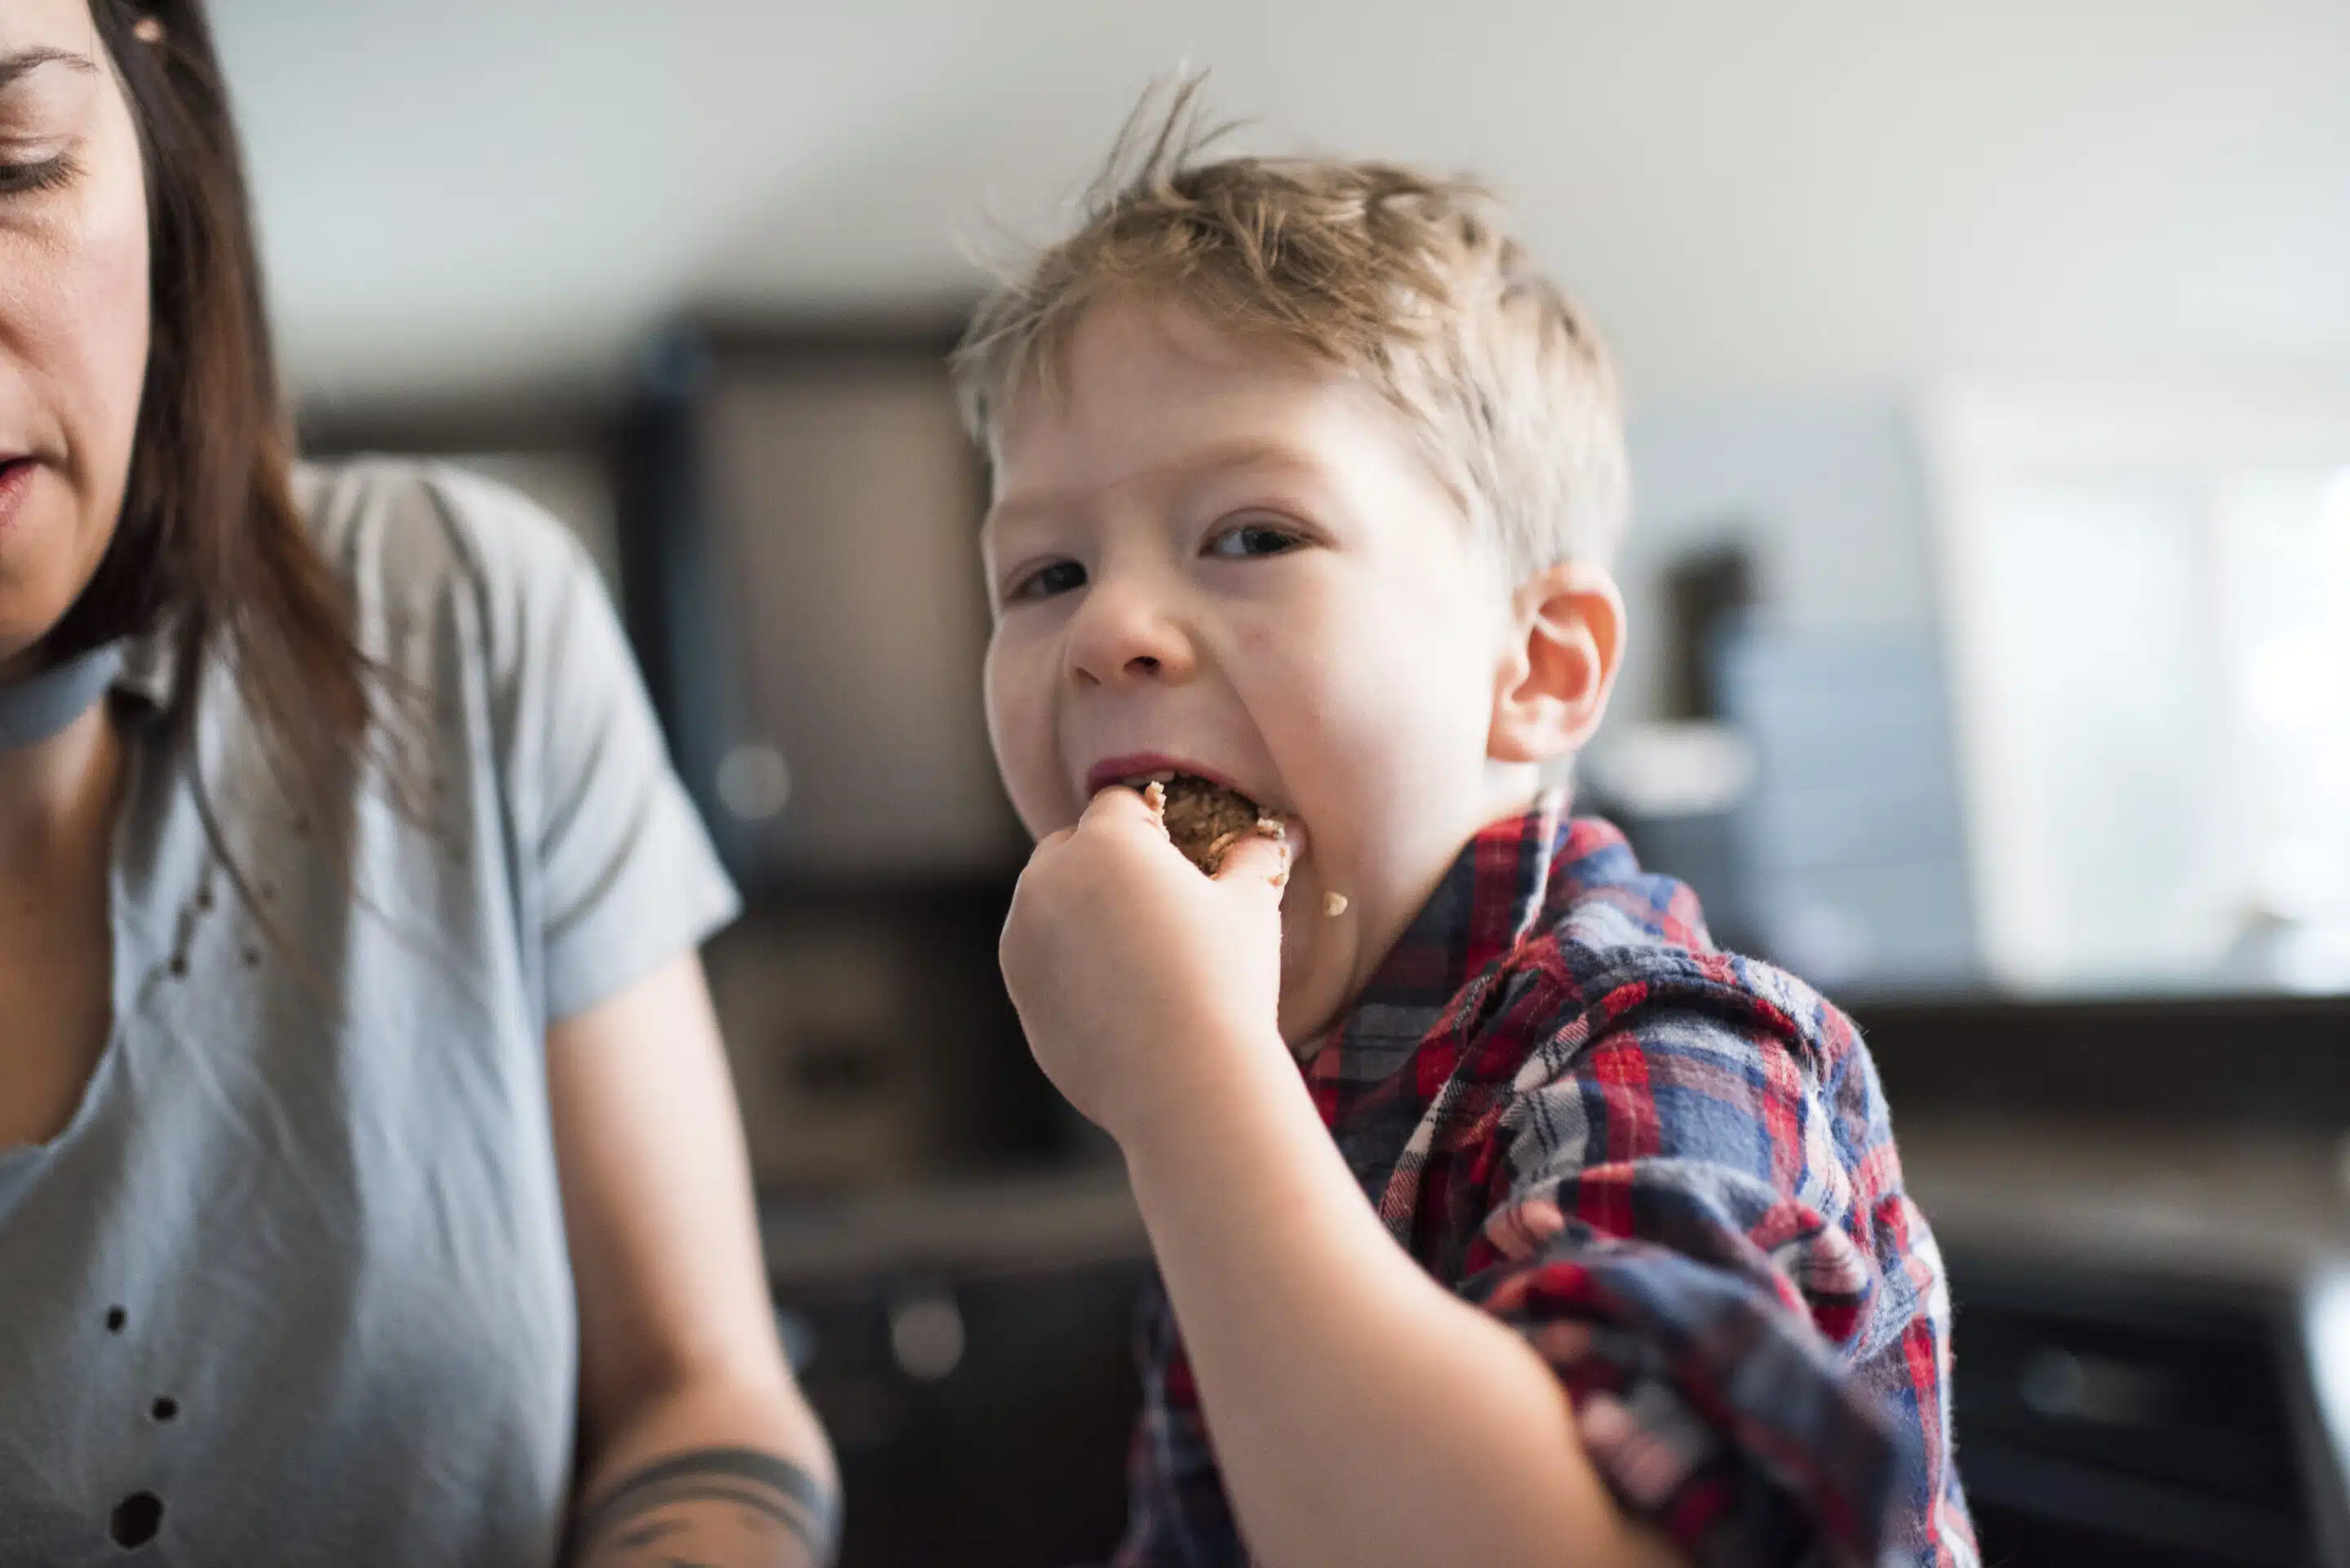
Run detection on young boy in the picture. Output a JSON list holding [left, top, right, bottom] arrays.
[[953, 92, 1975, 1568]]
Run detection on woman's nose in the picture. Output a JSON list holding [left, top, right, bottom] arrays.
[[1064, 574, 1195, 689]]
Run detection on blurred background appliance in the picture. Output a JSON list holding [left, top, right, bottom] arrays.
[[1946, 1255, 2331, 1568]]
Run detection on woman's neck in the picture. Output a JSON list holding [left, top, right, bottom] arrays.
[[0, 702, 124, 874]]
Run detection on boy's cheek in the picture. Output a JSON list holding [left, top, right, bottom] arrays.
[[1001, 759, 1074, 844], [984, 680, 1071, 838]]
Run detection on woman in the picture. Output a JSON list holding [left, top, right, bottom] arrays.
[[0, 2, 836, 1563]]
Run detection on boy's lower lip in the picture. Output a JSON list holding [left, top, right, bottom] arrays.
[[1084, 754, 1266, 804], [0, 460, 33, 544]]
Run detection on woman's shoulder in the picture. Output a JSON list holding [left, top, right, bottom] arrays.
[[294, 454, 599, 617], [290, 455, 614, 691]]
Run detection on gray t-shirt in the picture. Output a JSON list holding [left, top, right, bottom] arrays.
[[0, 459, 741, 1566]]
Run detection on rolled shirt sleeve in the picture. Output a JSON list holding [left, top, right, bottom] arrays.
[[1458, 1004, 1936, 1568]]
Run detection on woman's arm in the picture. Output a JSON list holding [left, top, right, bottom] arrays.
[[550, 952, 840, 1568]]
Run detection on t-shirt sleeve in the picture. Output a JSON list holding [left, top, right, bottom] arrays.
[[429, 465, 742, 1026], [1457, 1000, 1944, 1568]]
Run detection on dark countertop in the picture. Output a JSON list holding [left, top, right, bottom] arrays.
[[760, 1164, 1147, 1295], [1900, 1116, 2350, 1288], [760, 1116, 2350, 1298]]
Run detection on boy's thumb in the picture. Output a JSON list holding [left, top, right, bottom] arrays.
[[1213, 827, 1296, 897]]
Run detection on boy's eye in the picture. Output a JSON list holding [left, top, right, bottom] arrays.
[[1006, 558, 1087, 603], [1204, 521, 1305, 560]]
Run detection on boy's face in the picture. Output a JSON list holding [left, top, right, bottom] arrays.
[[982, 299, 1539, 1044]]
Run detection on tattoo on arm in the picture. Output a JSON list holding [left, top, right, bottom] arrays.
[[568, 1447, 840, 1568]]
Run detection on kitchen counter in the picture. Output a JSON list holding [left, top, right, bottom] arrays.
[[1900, 1116, 2350, 1287], [761, 1118, 2350, 1294], [760, 1164, 1147, 1296]]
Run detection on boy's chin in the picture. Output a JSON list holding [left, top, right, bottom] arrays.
[[1275, 1004, 1328, 1060], [1275, 924, 1349, 1058]]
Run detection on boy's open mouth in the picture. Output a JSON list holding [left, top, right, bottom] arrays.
[[1118, 770, 1282, 875]]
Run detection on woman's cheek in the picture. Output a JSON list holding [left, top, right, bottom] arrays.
[[85, 82, 154, 327], [43, 153, 151, 529]]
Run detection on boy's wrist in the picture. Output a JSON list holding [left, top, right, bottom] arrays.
[[1106, 1015, 1306, 1169]]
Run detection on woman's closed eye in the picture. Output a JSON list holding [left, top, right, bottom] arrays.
[[0, 56, 100, 200], [1004, 558, 1088, 605], [1203, 520, 1307, 560], [0, 152, 75, 198]]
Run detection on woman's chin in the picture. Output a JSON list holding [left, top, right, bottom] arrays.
[[0, 615, 51, 682], [0, 582, 79, 681]]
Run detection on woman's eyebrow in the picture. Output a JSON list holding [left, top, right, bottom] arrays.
[[0, 47, 97, 95]]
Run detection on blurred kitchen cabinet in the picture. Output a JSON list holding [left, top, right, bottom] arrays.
[[617, 321, 1053, 1189], [780, 1257, 1145, 1568], [619, 322, 1026, 895], [762, 1172, 1154, 1568], [704, 890, 1059, 1191]]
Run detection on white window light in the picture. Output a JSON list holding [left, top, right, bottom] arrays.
[[1922, 378, 2350, 995]]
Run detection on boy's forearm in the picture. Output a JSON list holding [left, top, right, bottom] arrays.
[[1118, 1030, 1684, 1568]]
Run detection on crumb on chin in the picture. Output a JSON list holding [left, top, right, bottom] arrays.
[[1324, 891, 1349, 918]]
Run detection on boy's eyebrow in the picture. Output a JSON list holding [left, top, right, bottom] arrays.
[[983, 439, 1338, 534], [0, 47, 98, 93]]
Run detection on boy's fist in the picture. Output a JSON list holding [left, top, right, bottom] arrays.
[[1000, 785, 1295, 1146]]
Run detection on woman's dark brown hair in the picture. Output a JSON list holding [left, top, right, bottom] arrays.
[[48, 0, 369, 826]]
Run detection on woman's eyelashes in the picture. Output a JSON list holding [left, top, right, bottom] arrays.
[[0, 152, 75, 198]]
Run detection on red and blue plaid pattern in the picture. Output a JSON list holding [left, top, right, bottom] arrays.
[[1115, 794, 1976, 1568]]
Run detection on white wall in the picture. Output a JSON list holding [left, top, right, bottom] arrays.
[[213, 0, 2350, 410]]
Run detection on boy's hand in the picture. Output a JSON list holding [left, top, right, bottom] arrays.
[[1000, 785, 1296, 1146]]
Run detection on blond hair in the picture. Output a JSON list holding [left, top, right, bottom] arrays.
[[951, 82, 1631, 578]]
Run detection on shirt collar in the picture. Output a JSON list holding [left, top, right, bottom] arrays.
[[1306, 787, 1611, 1075], [0, 640, 122, 751]]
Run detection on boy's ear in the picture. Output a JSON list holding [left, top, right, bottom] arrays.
[[1488, 562, 1625, 765]]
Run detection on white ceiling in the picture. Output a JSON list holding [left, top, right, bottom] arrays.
[[210, 0, 2350, 408]]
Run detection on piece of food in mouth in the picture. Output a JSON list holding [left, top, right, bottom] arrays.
[[1134, 773, 1284, 875]]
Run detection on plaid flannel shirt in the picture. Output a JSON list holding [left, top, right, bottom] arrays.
[[1114, 794, 1976, 1568]]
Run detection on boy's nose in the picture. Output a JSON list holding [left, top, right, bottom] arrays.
[[1064, 578, 1195, 690]]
